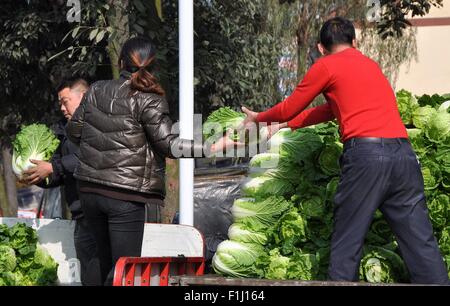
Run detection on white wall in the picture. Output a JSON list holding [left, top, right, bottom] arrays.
[[395, 0, 450, 95]]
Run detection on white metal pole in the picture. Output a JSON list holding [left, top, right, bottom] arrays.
[[178, 0, 194, 226]]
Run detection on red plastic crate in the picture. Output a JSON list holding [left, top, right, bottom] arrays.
[[113, 257, 205, 286]]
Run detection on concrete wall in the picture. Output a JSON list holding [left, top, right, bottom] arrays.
[[395, 0, 450, 95]]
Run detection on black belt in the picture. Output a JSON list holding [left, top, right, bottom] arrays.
[[344, 137, 409, 150]]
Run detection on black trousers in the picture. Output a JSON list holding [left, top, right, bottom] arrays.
[[329, 139, 449, 284], [74, 217, 101, 286], [79, 192, 161, 286]]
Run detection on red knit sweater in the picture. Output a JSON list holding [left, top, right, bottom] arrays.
[[256, 48, 408, 141]]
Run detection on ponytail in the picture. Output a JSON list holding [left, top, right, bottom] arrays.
[[119, 37, 165, 96], [129, 56, 165, 96]]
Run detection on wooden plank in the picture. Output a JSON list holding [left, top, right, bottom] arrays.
[[408, 17, 450, 27], [354, 17, 450, 29], [169, 274, 424, 287]]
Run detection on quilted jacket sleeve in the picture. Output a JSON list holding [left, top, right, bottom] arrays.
[[141, 95, 204, 159]]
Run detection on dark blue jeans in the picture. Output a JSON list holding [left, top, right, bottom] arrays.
[[328, 138, 449, 284], [79, 192, 162, 286], [74, 217, 101, 286]]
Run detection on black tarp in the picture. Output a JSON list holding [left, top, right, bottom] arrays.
[[192, 165, 248, 266]]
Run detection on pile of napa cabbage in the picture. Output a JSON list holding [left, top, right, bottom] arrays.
[[0, 223, 58, 286], [208, 91, 450, 283]]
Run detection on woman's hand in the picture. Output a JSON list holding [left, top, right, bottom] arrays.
[[209, 135, 245, 154]]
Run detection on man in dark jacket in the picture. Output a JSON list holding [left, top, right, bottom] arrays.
[[24, 77, 100, 286]]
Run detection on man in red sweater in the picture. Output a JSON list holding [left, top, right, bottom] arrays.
[[242, 17, 449, 284]]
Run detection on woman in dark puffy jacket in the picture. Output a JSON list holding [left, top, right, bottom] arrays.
[[67, 37, 236, 285]]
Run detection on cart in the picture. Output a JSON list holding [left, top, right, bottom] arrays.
[[113, 223, 206, 286]]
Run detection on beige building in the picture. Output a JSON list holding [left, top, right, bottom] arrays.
[[395, 0, 450, 95]]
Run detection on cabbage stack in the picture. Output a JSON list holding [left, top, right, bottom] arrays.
[[211, 90, 450, 283]]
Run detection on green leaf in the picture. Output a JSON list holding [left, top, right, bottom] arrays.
[[0, 224, 58, 286], [109, 29, 117, 42], [72, 26, 81, 39], [232, 197, 292, 227], [89, 28, 99, 41], [133, 0, 146, 13], [133, 24, 145, 35], [0, 245, 17, 272], [136, 18, 148, 27], [396, 89, 419, 125], [264, 248, 290, 279], [96, 30, 106, 44]]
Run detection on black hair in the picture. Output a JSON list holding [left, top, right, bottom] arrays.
[[57, 77, 89, 93], [119, 37, 165, 95], [319, 17, 356, 51]]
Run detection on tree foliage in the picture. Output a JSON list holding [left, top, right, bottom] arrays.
[[0, 0, 443, 215], [193, 0, 286, 116], [281, 0, 444, 39], [0, 1, 65, 137], [377, 0, 443, 38], [1, 0, 444, 134]]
